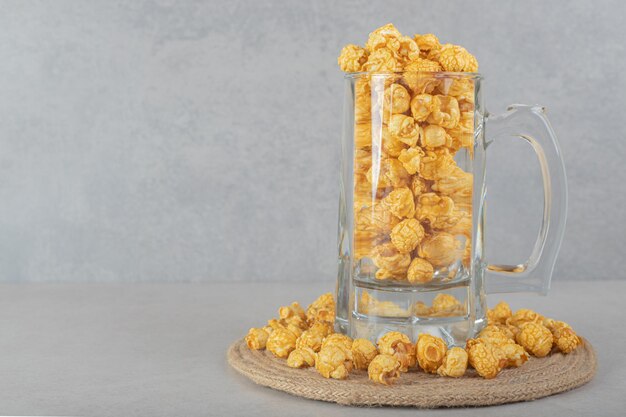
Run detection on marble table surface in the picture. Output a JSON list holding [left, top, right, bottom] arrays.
[[0, 280, 621, 416]]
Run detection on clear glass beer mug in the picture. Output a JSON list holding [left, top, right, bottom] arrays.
[[335, 71, 567, 346]]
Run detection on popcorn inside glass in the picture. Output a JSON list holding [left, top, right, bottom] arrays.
[[335, 71, 567, 346]]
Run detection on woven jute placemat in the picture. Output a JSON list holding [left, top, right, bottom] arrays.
[[227, 338, 596, 408]]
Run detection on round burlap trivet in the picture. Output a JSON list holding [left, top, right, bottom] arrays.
[[227, 338, 596, 407]]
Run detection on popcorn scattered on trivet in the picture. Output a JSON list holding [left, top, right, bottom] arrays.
[[244, 293, 583, 384]]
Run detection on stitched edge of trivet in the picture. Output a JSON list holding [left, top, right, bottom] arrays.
[[227, 338, 596, 408]]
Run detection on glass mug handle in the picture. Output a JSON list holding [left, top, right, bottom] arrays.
[[484, 104, 568, 294]]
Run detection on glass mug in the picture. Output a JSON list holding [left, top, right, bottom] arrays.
[[335, 71, 567, 346]]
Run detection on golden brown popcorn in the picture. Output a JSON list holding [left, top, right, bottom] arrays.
[[416, 193, 462, 230], [403, 67, 440, 95], [388, 115, 420, 147], [419, 148, 456, 180], [407, 257, 434, 283], [486, 301, 513, 325], [354, 149, 373, 177], [380, 126, 409, 157], [359, 291, 410, 317], [287, 347, 317, 368], [245, 327, 269, 350], [410, 93, 434, 122], [466, 338, 507, 379], [418, 232, 462, 267], [381, 187, 415, 218], [415, 333, 447, 373], [365, 23, 403, 52], [395, 35, 421, 64], [397, 147, 424, 175], [306, 293, 335, 325], [414, 33, 441, 54], [478, 326, 528, 368], [266, 328, 297, 358], [437, 44, 478, 72], [279, 302, 307, 321], [354, 122, 373, 149], [390, 219, 425, 254], [367, 158, 411, 188], [427, 95, 460, 129], [356, 203, 400, 234], [352, 338, 379, 370], [432, 293, 463, 316], [421, 124, 449, 148], [437, 346, 468, 377], [552, 326, 581, 354], [266, 318, 303, 338], [368, 354, 402, 385], [354, 78, 372, 123], [446, 214, 472, 238], [413, 301, 432, 316], [372, 242, 412, 279], [309, 321, 333, 338], [353, 229, 378, 259], [383, 83, 411, 114], [507, 309, 545, 328], [405, 57, 441, 72], [432, 167, 473, 201], [363, 48, 401, 72], [479, 325, 514, 343], [282, 315, 308, 331], [410, 176, 428, 197], [516, 322, 553, 357], [296, 329, 325, 352], [338, 44, 368, 73], [378, 331, 416, 372], [315, 345, 353, 379], [322, 333, 354, 353]]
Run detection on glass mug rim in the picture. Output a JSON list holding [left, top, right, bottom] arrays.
[[344, 71, 483, 80]]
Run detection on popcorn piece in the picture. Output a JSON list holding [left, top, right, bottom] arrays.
[[356, 203, 400, 234], [365, 23, 403, 53], [437, 44, 478, 72], [416, 193, 458, 228], [507, 309, 545, 328], [415, 333, 447, 373], [552, 325, 581, 354], [397, 147, 424, 175], [296, 329, 325, 352], [359, 291, 410, 317], [446, 214, 472, 239], [354, 123, 373, 149], [516, 322, 553, 357], [390, 219, 425, 254], [466, 338, 507, 379], [427, 95, 460, 129], [407, 257, 434, 283], [367, 158, 411, 188], [352, 338, 379, 370], [381, 187, 415, 218], [315, 345, 353, 379], [432, 293, 463, 316], [419, 148, 457, 180], [306, 293, 335, 325], [413, 301, 433, 316], [410, 176, 428, 197], [372, 242, 412, 279], [414, 33, 441, 54], [267, 318, 303, 337], [381, 126, 409, 157], [279, 302, 307, 321], [478, 326, 528, 368], [245, 327, 269, 350], [421, 124, 449, 148], [338, 44, 368, 73], [388, 114, 421, 147], [403, 64, 441, 94], [432, 167, 473, 200], [383, 83, 411, 114], [266, 328, 298, 358], [486, 301, 513, 325], [363, 48, 401, 72], [378, 331, 416, 372], [322, 333, 354, 353], [405, 57, 441, 72], [368, 354, 402, 385], [418, 232, 462, 267], [437, 346, 468, 377], [410, 93, 434, 122], [309, 321, 333, 338], [287, 347, 316, 368]]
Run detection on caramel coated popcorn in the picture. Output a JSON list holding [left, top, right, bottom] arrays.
[[390, 219, 425, 254], [245, 327, 269, 350], [507, 309, 545, 328], [550, 322, 581, 354], [352, 338, 379, 370], [378, 331, 416, 372], [296, 329, 325, 352], [266, 328, 298, 359], [415, 333, 447, 373], [287, 347, 316, 368], [322, 333, 354, 353], [315, 345, 353, 379], [515, 322, 553, 357], [486, 301, 513, 325], [338, 44, 368, 72], [417, 232, 462, 267], [466, 338, 506, 379], [407, 257, 434, 283], [381, 187, 415, 218], [437, 44, 478, 72], [306, 293, 335, 325], [368, 354, 402, 385], [437, 346, 468, 377]]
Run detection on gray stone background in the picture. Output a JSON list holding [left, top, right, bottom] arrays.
[[0, 0, 624, 282]]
